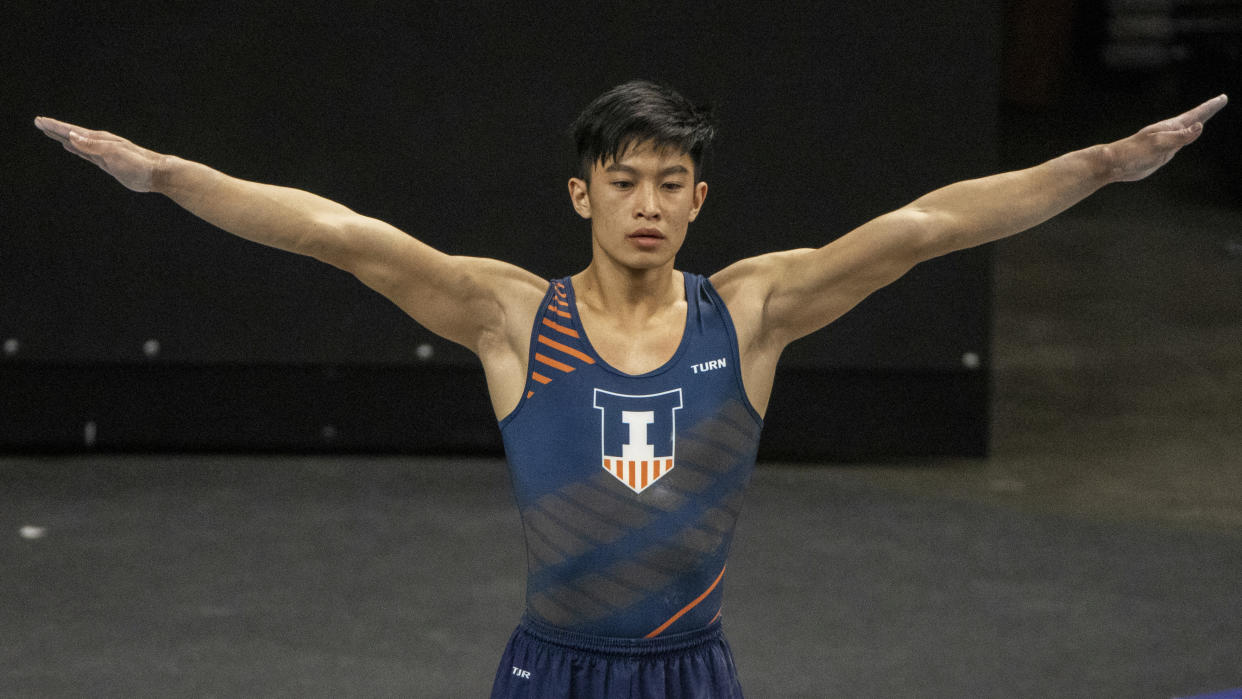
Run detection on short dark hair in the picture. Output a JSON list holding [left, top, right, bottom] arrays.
[[570, 80, 717, 182]]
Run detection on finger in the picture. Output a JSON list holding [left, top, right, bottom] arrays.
[[42, 130, 71, 147], [34, 116, 81, 139], [61, 140, 109, 170], [35, 116, 120, 144], [67, 130, 118, 157], [60, 134, 87, 156], [65, 132, 113, 168], [1151, 122, 1203, 152], [1160, 94, 1228, 131], [1177, 94, 1227, 128], [35, 118, 72, 146], [68, 130, 98, 154], [60, 139, 95, 162], [61, 140, 96, 165]]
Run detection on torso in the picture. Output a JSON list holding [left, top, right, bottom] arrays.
[[498, 273, 763, 638]]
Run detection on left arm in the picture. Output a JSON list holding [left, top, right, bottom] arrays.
[[712, 94, 1227, 414]]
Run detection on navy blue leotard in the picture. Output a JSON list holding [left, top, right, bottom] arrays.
[[499, 272, 763, 640]]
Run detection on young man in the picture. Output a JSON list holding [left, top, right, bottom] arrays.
[[35, 81, 1225, 697]]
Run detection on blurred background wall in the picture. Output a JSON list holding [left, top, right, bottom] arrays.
[[2, 0, 1237, 457]]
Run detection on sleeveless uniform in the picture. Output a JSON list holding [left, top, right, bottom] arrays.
[[491, 272, 763, 698]]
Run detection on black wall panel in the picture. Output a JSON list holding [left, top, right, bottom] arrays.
[[3, 1, 1000, 456], [0, 365, 988, 460]]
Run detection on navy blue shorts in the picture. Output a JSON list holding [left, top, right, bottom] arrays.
[[490, 614, 744, 698]]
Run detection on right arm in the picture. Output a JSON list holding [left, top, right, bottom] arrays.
[[34, 117, 545, 414], [154, 153, 544, 353]]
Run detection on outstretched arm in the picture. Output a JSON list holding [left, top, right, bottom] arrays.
[[712, 94, 1227, 416], [716, 94, 1229, 347], [32, 117, 545, 357]]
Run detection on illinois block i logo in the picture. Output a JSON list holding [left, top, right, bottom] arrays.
[[593, 388, 683, 494]]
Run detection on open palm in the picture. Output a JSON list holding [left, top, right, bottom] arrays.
[[34, 117, 164, 192], [1107, 94, 1228, 183]]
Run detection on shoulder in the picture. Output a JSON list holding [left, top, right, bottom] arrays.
[[459, 256, 547, 290], [450, 256, 547, 314], [466, 258, 548, 330], [708, 248, 816, 311]]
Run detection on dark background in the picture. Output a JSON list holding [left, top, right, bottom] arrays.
[[3, 0, 1235, 456], [2, 3, 1241, 696], [5, 1, 995, 364]]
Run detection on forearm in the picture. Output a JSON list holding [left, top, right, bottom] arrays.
[[153, 155, 356, 262], [909, 145, 1112, 258]]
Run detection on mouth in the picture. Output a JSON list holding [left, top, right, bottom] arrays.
[[627, 228, 666, 241], [626, 228, 666, 251]]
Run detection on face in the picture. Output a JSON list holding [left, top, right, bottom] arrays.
[[568, 141, 708, 272]]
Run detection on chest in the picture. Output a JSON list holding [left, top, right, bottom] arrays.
[[576, 301, 687, 375]]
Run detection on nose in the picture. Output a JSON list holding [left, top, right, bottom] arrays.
[[634, 183, 661, 220]]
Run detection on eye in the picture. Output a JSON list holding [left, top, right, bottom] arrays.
[[611, 180, 633, 189], [662, 182, 685, 191]]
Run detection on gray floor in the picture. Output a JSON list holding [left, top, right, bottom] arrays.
[[4, 90, 1241, 697]]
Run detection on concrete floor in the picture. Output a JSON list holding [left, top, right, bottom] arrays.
[[3, 89, 1240, 696]]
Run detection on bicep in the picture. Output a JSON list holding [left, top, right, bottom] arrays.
[[321, 214, 544, 352], [762, 207, 936, 344]]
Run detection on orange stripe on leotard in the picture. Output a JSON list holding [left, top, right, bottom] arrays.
[[541, 317, 579, 338], [537, 335, 595, 364], [646, 566, 727, 638], [535, 352, 575, 373]]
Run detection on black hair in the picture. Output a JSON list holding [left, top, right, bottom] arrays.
[[570, 80, 717, 182]]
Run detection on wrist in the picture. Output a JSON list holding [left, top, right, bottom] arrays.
[[1084, 143, 1119, 185], [150, 154, 185, 195], [151, 155, 223, 200]]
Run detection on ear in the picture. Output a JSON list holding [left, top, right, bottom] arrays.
[[568, 177, 592, 219], [688, 181, 708, 222]]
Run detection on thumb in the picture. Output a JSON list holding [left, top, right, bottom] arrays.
[[1145, 122, 1200, 154], [1161, 121, 1204, 148], [68, 130, 101, 154]]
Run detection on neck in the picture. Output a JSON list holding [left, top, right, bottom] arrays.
[[573, 258, 682, 317]]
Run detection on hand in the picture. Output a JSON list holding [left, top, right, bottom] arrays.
[[34, 117, 165, 192], [1104, 94, 1228, 183]]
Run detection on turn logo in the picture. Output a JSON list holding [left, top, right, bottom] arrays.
[[593, 388, 683, 494]]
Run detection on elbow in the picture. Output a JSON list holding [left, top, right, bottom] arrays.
[[302, 214, 356, 270], [893, 206, 949, 262]]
